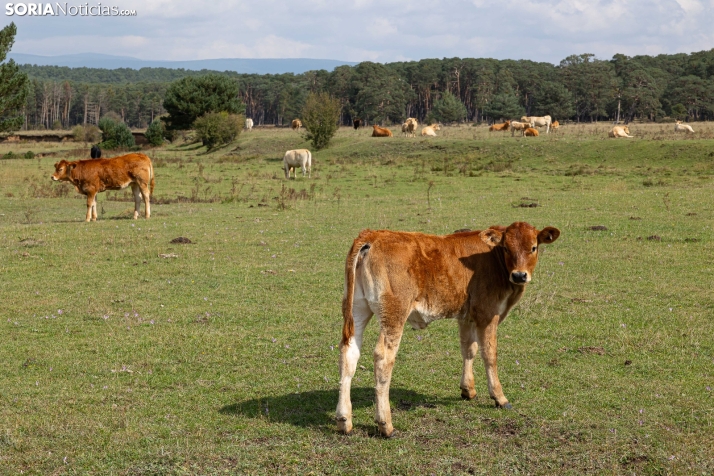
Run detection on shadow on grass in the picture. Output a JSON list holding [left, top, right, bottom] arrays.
[[219, 387, 457, 431]]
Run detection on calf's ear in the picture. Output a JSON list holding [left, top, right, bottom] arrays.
[[480, 228, 503, 247], [538, 227, 560, 244]]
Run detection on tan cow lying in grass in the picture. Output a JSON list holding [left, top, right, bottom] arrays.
[[609, 125, 633, 138], [510, 121, 531, 136], [489, 120, 510, 132], [372, 125, 393, 137], [421, 124, 440, 137], [283, 149, 312, 178], [336, 222, 560, 437], [51, 153, 154, 222], [674, 121, 694, 133], [524, 127, 539, 136]]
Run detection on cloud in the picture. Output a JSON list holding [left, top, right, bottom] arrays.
[[7, 0, 714, 64]]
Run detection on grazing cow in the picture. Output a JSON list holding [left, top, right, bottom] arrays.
[[521, 115, 552, 133], [405, 117, 418, 128], [674, 121, 694, 133], [245, 118, 254, 131], [509, 121, 531, 137], [353, 118, 362, 130], [291, 119, 302, 131], [372, 125, 393, 137], [283, 149, 312, 178], [551, 120, 559, 132], [608, 125, 633, 138], [489, 120, 510, 132], [90, 145, 102, 159], [421, 124, 440, 137], [51, 153, 154, 222], [336, 222, 561, 437], [401, 123, 409, 136], [406, 121, 417, 137], [524, 127, 539, 137]]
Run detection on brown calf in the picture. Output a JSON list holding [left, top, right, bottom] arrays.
[[336, 222, 560, 437], [524, 127, 539, 136], [291, 119, 302, 130], [51, 153, 154, 222], [489, 120, 510, 132], [371, 125, 393, 137]]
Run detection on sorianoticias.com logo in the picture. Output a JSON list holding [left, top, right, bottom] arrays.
[[5, 3, 137, 16]]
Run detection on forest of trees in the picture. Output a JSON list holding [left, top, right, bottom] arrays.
[[16, 48, 714, 130]]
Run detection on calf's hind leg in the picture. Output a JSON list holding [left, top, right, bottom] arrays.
[[139, 183, 151, 219], [336, 298, 372, 434], [131, 184, 142, 219]]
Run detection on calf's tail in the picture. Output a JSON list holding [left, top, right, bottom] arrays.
[[149, 162, 155, 196], [341, 239, 368, 346]]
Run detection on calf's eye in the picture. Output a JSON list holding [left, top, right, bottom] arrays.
[[531, 246, 537, 253]]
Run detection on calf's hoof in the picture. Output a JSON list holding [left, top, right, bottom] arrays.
[[496, 401, 513, 410], [377, 421, 395, 438], [336, 417, 352, 435], [461, 388, 477, 400]]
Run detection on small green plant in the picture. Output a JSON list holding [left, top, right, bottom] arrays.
[[193, 112, 243, 150], [301, 92, 341, 150], [23, 150, 34, 159], [98, 117, 135, 150], [145, 118, 165, 147], [72, 124, 101, 143]]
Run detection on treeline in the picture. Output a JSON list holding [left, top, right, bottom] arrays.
[[17, 49, 714, 129]]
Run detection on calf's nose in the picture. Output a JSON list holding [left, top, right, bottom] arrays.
[[511, 271, 528, 284]]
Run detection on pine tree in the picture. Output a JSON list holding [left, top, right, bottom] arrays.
[[0, 23, 29, 133], [428, 91, 467, 123]]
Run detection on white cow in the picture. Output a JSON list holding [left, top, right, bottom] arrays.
[[283, 149, 312, 179], [674, 121, 694, 133], [421, 124, 441, 137], [245, 118, 254, 131], [521, 115, 552, 133]]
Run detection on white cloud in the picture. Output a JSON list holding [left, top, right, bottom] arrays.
[[7, 0, 714, 63]]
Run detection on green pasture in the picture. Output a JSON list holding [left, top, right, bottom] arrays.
[[0, 124, 713, 474]]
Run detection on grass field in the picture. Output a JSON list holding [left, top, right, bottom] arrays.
[[1, 123, 713, 474]]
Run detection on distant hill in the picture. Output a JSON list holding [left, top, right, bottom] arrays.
[[8, 53, 357, 74]]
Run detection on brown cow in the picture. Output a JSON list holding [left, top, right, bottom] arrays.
[[336, 222, 560, 437], [551, 120, 559, 132], [489, 120, 510, 132], [291, 119, 302, 130], [524, 127, 539, 137], [353, 118, 362, 130], [51, 153, 154, 222], [371, 125, 393, 137]]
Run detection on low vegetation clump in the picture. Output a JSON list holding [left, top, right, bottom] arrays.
[[193, 112, 243, 150], [71, 124, 101, 143], [144, 118, 165, 146], [97, 116, 135, 149], [301, 92, 341, 150]]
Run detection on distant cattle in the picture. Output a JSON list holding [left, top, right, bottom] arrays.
[[509, 121, 530, 136], [245, 118, 254, 131], [336, 222, 561, 437], [521, 115, 552, 133], [51, 153, 154, 222], [353, 118, 362, 130], [609, 125, 633, 138], [405, 117, 418, 128], [283, 149, 312, 179], [291, 119, 302, 131], [421, 124, 440, 137], [90, 145, 101, 159], [551, 120, 559, 132], [489, 120, 510, 132], [372, 125, 393, 137], [674, 121, 694, 133], [524, 127, 539, 137]]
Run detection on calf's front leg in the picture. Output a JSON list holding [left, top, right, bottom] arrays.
[[477, 316, 511, 409], [458, 317, 479, 400]]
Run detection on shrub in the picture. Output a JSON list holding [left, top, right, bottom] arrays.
[[98, 117, 135, 149], [193, 112, 243, 150], [51, 120, 62, 130], [24, 150, 34, 159], [301, 92, 341, 150], [428, 91, 467, 123], [72, 124, 101, 143], [145, 118, 165, 146]]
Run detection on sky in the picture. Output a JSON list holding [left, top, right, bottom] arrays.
[[4, 0, 714, 65]]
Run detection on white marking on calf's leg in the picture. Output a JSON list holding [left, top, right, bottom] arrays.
[[336, 298, 372, 434]]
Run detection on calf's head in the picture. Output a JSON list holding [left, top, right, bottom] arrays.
[[51, 160, 75, 182], [480, 222, 560, 285]]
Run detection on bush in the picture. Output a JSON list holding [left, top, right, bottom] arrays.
[[301, 92, 341, 150], [51, 120, 62, 130], [193, 112, 243, 150], [72, 124, 101, 143], [145, 119, 165, 146], [24, 150, 34, 159], [428, 91, 467, 123], [98, 117, 135, 150]]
